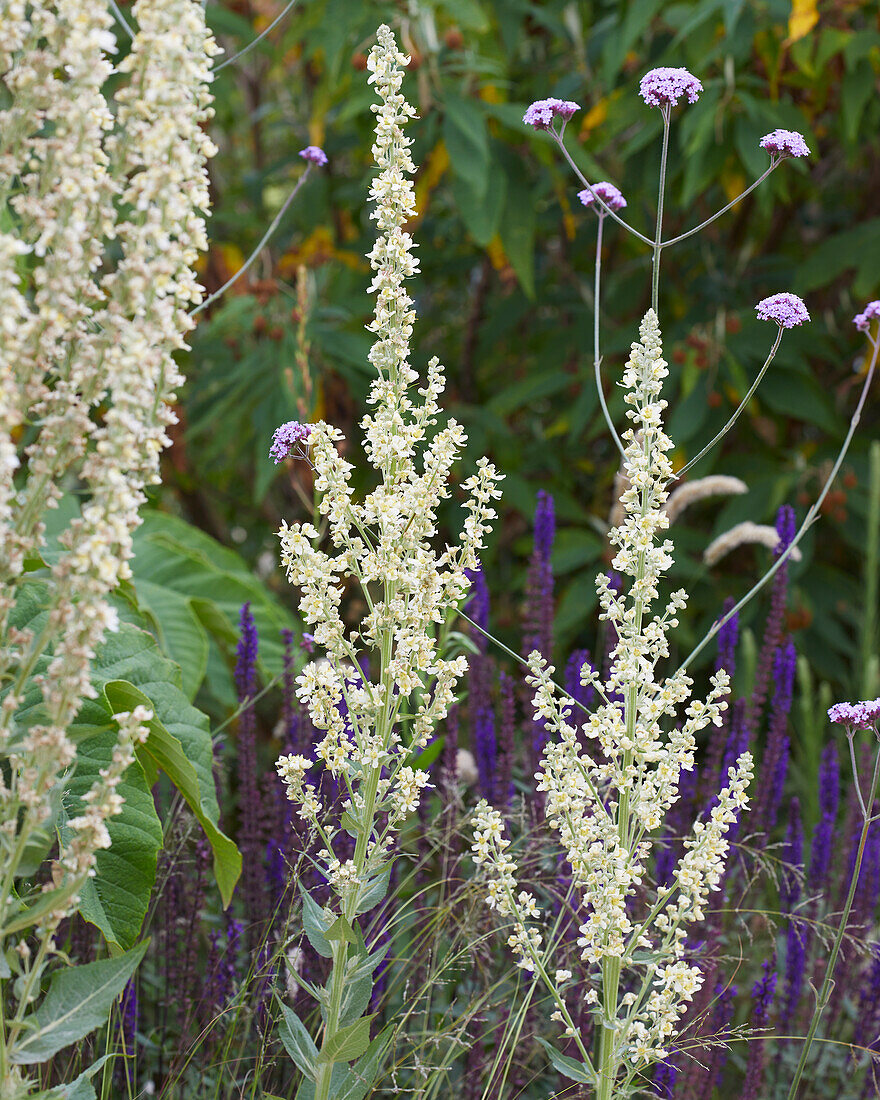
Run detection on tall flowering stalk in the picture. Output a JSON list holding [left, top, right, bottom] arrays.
[[0, 1, 217, 1090], [472, 312, 752, 1098], [274, 26, 502, 1100]]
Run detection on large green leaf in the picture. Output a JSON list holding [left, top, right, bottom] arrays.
[[82, 618, 240, 904], [129, 576, 208, 701], [131, 509, 297, 692], [64, 732, 163, 950], [10, 943, 147, 1065], [442, 94, 490, 202]]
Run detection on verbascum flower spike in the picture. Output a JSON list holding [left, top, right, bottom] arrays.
[[275, 25, 502, 1099], [0, 4, 218, 1061], [472, 311, 753, 1097]]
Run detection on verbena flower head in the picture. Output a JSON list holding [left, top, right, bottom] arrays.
[[639, 67, 702, 108], [269, 420, 311, 463], [759, 129, 810, 159], [299, 145, 328, 165], [472, 310, 753, 1076], [577, 181, 627, 213], [854, 300, 880, 333], [755, 292, 810, 329], [523, 97, 580, 131], [828, 699, 880, 730]]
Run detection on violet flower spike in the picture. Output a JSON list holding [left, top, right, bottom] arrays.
[[299, 145, 328, 166], [270, 420, 311, 464], [755, 292, 810, 329], [639, 67, 702, 108], [854, 300, 880, 334], [578, 181, 627, 214], [522, 97, 580, 133], [759, 129, 810, 160]]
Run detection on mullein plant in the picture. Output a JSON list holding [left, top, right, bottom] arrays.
[[0, 1, 217, 1093], [271, 25, 502, 1100], [471, 68, 880, 1100]]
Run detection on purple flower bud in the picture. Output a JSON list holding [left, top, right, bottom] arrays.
[[522, 98, 580, 131], [755, 293, 810, 329], [639, 67, 702, 108], [300, 631, 315, 655], [854, 301, 880, 333], [299, 145, 328, 166], [269, 420, 311, 464], [577, 181, 627, 213], [759, 129, 810, 159]]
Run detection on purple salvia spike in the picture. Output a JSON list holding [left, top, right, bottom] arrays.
[[697, 980, 737, 1099], [705, 597, 739, 795], [854, 949, 880, 1084], [523, 490, 556, 661], [741, 955, 777, 1100], [496, 672, 516, 811], [235, 602, 265, 946], [779, 798, 806, 1032], [465, 570, 496, 803], [753, 640, 797, 833], [746, 505, 796, 737], [652, 1057, 678, 1098], [808, 742, 839, 895], [564, 648, 594, 748]]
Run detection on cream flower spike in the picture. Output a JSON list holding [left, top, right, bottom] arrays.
[[704, 520, 803, 566]]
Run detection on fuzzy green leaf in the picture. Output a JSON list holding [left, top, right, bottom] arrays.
[[10, 942, 148, 1064], [278, 1002, 320, 1079]]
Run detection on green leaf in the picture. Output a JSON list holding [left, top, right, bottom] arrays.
[[300, 886, 334, 958], [64, 732, 163, 949], [318, 1014, 375, 1064], [325, 916, 357, 945], [130, 577, 208, 701], [442, 94, 490, 201], [535, 1037, 596, 1085], [452, 160, 506, 247], [354, 865, 391, 915], [10, 942, 148, 1064], [101, 674, 240, 906], [335, 1025, 394, 1100], [55, 1056, 112, 1100], [278, 1002, 320, 1079], [338, 970, 372, 1028], [499, 174, 536, 300]]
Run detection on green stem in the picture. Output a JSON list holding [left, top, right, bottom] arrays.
[[785, 732, 880, 1100]]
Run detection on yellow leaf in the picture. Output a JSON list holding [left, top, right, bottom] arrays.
[[787, 0, 819, 44], [579, 98, 608, 138], [720, 169, 745, 203], [486, 236, 508, 271]]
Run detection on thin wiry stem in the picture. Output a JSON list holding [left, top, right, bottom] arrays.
[[552, 129, 654, 247], [662, 162, 779, 247], [189, 165, 312, 317], [651, 106, 671, 316], [594, 214, 625, 459], [679, 333, 880, 671], [109, 0, 134, 38], [669, 326, 783, 483], [215, 0, 299, 72]]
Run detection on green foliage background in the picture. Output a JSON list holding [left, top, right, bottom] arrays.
[[168, 0, 880, 695]]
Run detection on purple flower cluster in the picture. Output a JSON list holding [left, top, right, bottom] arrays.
[[828, 698, 880, 730], [299, 145, 327, 166], [759, 129, 810, 159], [755, 293, 810, 329], [639, 67, 702, 108], [808, 742, 839, 893], [270, 420, 312, 464], [854, 300, 880, 333], [577, 181, 627, 213], [522, 98, 580, 131]]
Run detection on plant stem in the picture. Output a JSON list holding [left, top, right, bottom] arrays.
[[785, 732, 880, 1100], [651, 107, 670, 317], [594, 215, 625, 459], [859, 441, 880, 698], [669, 326, 783, 483]]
